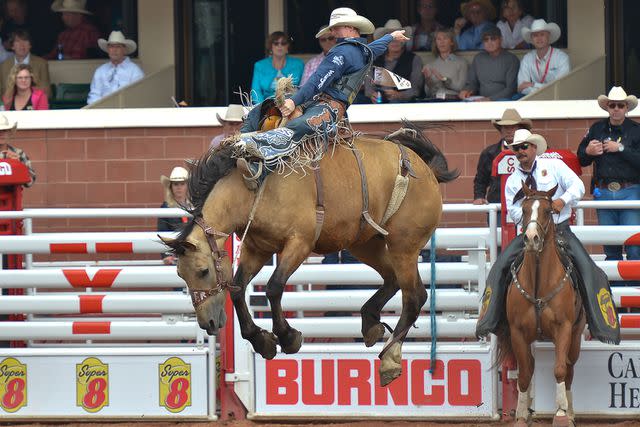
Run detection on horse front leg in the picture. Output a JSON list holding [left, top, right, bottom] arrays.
[[265, 239, 311, 354], [231, 245, 278, 359], [510, 324, 534, 427], [552, 322, 574, 427], [378, 253, 426, 387]]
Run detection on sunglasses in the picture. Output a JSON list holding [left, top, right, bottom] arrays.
[[272, 40, 289, 46], [511, 143, 530, 152], [319, 36, 335, 42], [608, 102, 627, 109]]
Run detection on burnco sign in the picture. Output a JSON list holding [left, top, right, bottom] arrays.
[[0, 162, 12, 176], [254, 351, 493, 417]]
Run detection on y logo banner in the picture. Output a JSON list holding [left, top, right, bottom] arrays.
[[76, 357, 109, 412], [0, 358, 27, 412], [159, 357, 191, 412]]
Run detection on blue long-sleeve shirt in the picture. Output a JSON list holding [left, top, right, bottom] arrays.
[[251, 55, 304, 103], [291, 34, 393, 106], [456, 21, 492, 51]]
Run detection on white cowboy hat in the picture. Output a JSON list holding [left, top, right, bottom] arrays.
[[521, 19, 561, 44], [0, 114, 17, 132], [160, 166, 188, 187], [51, 0, 92, 15], [316, 7, 374, 38], [373, 19, 413, 41], [508, 129, 547, 155], [492, 108, 532, 130], [216, 104, 245, 124], [98, 31, 137, 55], [597, 86, 638, 112]]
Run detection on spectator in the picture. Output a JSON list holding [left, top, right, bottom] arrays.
[[1, 0, 27, 50], [210, 104, 244, 149], [454, 0, 496, 50], [158, 166, 192, 265], [497, 0, 534, 49], [365, 19, 423, 103], [517, 19, 570, 96], [2, 64, 48, 110], [407, 0, 444, 52], [577, 86, 640, 267], [474, 108, 532, 209], [87, 31, 144, 105], [422, 28, 467, 100], [0, 114, 35, 185], [45, 0, 100, 60], [250, 31, 304, 103], [300, 26, 336, 86], [0, 30, 51, 98], [0, 38, 11, 65], [459, 24, 519, 101]]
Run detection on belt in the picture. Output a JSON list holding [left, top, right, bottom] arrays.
[[595, 180, 636, 191]]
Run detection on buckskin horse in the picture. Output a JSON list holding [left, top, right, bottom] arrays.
[[496, 184, 585, 427], [161, 121, 458, 386]]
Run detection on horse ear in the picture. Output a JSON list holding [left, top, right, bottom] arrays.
[[521, 180, 532, 196], [547, 185, 558, 198], [159, 235, 175, 246], [182, 239, 198, 252]]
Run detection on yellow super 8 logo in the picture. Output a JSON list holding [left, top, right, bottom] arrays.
[[159, 357, 191, 413], [76, 357, 109, 413], [0, 358, 27, 412]]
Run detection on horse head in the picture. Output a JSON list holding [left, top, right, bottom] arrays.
[[160, 223, 232, 336], [521, 181, 557, 252]]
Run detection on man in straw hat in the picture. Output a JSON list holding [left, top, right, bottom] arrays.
[[454, 0, 496, 50], [473, 108, 532, 207], [577, 86, 640, 272], [477, 128, 620, 345], [211, 104, 244, 149], [236, 7, 409, 190], [87, 31, 144, 104], [517, 18, 570, 95], [46, 0, 100, 60], [0, 113, 35, 186]]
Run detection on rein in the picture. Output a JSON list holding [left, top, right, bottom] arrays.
[[189, 217, 238, 308]]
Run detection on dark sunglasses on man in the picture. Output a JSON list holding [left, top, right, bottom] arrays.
[[319, 36, 335, 43], [511, 143, 530, 152], [608, 102, 627, 109]]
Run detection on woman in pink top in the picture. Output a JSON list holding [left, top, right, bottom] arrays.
[[3, 64, 49, 110]]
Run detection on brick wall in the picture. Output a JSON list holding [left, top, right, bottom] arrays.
[[11, 117, 599, 238]]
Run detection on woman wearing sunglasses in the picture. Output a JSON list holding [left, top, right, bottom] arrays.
[[250, 31, 304, 103]]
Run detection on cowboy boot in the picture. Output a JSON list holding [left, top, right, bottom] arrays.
[[236, 158, 263, 191]]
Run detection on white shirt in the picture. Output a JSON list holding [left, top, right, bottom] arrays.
[[517, 47, 570, 95], [505, 156, 585, 226], [14, 53, 30, 65], [87, 56, 144, 104], [497, 15, 534, 49]]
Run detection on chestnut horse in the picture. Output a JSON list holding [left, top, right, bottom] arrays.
[[496, 184, 585, 427], [161, 122, 457, 386]]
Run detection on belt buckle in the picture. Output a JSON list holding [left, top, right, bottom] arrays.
[[607, 181, 622, 192]]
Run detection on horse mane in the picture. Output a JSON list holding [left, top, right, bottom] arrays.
[[165, 144, 237, 253], [387, 120, 460, 183]]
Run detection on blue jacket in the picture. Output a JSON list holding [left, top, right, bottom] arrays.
[[251, 55, 304, 103], [291, 34, 393, 106]]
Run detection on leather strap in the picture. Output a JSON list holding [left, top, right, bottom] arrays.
[[398, 145, 417, 178], [351, 148, 389, 238], [313, 163, 325, 245]]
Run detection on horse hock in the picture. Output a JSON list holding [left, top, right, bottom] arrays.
[[248, 329, 278, 360]]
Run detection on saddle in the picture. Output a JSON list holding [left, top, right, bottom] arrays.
[[257, 99, 303, 131]]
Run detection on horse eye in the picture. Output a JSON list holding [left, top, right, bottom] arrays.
[[198, 268, 209, 278]]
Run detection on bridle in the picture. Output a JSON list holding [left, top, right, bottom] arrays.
[[186, 217, 238, 308], [522, 195, 553, 253]]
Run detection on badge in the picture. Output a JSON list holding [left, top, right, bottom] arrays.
[[541, 169, 547, 177], [607, 182, 621, 192], [597, 288, 618, 329]]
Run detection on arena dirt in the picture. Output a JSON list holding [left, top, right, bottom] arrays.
[[6, 420, 640, 427]]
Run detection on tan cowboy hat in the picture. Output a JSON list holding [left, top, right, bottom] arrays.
[[216, 104, 244, 124], [508, 129, 547, 155], [460, 0, 497, 21], [160, 166, 189, 187], [316, 7, 374, 38], [0, 114, 17, 132], [51, 0, 92, 15], [597, 86, 638, 112], [316, 25, 330, 39], [98, 31, 137, 55], [522, 19, 561, 44], [373, 19, 413, 41], [492, 108, 532, 131]]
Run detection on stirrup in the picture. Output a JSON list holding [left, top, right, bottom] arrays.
[[236, 158, 262, 191]]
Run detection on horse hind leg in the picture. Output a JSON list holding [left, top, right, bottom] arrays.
[[348, 237, 399, 347]]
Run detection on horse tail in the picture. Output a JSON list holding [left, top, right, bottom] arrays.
[[492, 319, 513, 369], [387, 120, 460, 184]]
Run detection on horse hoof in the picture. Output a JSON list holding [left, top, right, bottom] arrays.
[[379, 365, 402, 387], [280, 328, 303, 354], [251, 330, 278, 360], [552, 415, 570, 427], [363, 323, 385, 347]]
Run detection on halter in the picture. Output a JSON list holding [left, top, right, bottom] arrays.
[[187, 217, 237, 308]]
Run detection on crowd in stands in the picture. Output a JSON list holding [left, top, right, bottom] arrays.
[[251, 0, 571, 105], [0, 0, 144, 110]]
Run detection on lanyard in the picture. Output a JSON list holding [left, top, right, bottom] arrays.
[[535, 47, 553, 84]]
